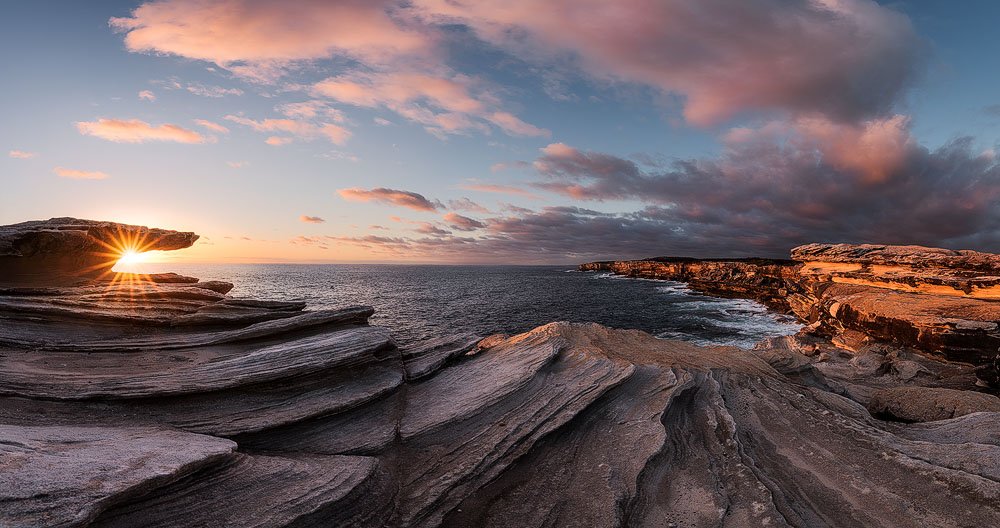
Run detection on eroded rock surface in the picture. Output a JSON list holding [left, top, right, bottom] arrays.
[[2, 219, 999, 527]]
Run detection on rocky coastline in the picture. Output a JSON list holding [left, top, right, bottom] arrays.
[[581, 244, 1000, 388], [2, 218, 999, 527]]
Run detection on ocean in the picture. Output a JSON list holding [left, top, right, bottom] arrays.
[[139, 263, 801, 349]]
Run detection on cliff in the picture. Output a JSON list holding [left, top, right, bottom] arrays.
[[582, 244, 1000, 386], [579, 257, 801, 310], [2, 219, 999, 527]]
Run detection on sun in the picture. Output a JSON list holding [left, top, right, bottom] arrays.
[[117, 248, 147, 267]]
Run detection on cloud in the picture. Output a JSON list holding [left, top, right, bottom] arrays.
[[110, 0, 434, 81], [490, 161, 531, 172], [459, 182, 537, 198], [985, 104, 1000, 117], [299, 215, 326, 223], [446, 197, 489, 214], [264, 136, 291, 146], [313, 72, 548, 138], [8, 150, 37, 159], [443, 212, 486, 231], [414, 222, 451, 236], [194, 119, 230, 133], [525, 123, 1000, 254], [112, 0, 546, 140], [54, 167, 110, 180], [76, 118, 207, 143], [338, 187, 441, 211], [227, 160, 249, 168], [185, 83, 243, 97], [225, 114, 350, 145], [138, 90, 156, 101], [414, 0, 923, 126]]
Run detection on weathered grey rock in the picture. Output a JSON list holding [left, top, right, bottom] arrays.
[[0, 425, 234, 528], [91, 453, 382, 528]]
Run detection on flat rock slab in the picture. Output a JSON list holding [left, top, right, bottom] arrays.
[[0, 325, 392, 399], [0, 425, 234, 528], [868, 386, 1000, 422]]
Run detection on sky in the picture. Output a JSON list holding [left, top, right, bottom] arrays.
[[2, 0, 999, 264]]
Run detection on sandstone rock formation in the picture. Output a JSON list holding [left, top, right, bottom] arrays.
[[0, 217, 199, 286], [2, 219, 999, 527], [583, 243, 1000, 388]]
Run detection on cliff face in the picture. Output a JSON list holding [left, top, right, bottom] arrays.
[[579, 257, 802, 310], [580, 244, 1000, 385], [3, 219, 999, 527]]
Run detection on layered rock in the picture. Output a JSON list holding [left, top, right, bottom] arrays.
[[3, 219, 999, 527], [0, 218, 198, 286]]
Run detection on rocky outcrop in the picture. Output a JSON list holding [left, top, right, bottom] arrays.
[[0, 218, 199, 286], [3, 219, 999, 527]]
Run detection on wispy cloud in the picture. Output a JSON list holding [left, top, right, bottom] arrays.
[[459, 182, 537, 198], [225, 114, 350, 145], [338, 187, 441, 212], [138, 90, 156, 101], [227, 160, 249, 168], [265, 136, 293, 146], [8, 150, 37, 159], [54, 166, 109, 180], [185, 83, 243, 97], [76, 118, 207, 143], [299, 215, 326, 223], [313, 72, 549, 138], [194, 119, 230, 134]]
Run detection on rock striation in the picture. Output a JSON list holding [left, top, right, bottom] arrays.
[[2, 219, 999, 527]]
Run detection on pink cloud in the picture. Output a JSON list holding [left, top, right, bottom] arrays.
[[76, 118, 207, 143], [443, 212, 486, 231], [265, 136, 293, 146], [138, 90, 156, 101], [8, 150, 37, 159], [299, 215, 326, 223], [313, 72, 547, 138], [338, 187, 441, 212], [194, 119, 230, 134], [225, 114, 350, 145], [109, 0, 434, 81], [53, 167, 110, 180]]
